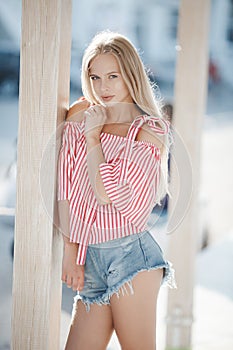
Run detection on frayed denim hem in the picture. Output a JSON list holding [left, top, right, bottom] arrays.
[[163, 260, 177, 289], [73, 261, 176, 312]]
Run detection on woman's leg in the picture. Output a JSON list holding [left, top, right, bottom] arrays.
[[65, 300, 114, 350], [110, 269, 163, 350]]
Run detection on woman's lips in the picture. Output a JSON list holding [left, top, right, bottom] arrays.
[[101, 95, 114, 102]]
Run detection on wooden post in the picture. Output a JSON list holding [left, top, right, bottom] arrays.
[[11, 1, 72, 349], [166, 1, 210, 349]]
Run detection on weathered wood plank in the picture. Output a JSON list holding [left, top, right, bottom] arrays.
[[166, 0, 210, 348], [11, 1, 72, 349]]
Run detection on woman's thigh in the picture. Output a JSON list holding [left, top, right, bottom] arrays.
[[110, 269, 163, 350], [65, 301, 114, 350]]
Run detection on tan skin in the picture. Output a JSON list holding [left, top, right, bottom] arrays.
[[59, 54, 164, 350]]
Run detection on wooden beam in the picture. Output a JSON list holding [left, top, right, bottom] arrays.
[[11, 1, 72, 349], [166, 0, 210, 349]]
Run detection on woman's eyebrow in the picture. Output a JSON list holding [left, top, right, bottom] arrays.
[[106, 71, 119, 75], [89, 71, 120, 76]]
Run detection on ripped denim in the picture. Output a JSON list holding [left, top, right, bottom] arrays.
[[73, 230, 176, 312]]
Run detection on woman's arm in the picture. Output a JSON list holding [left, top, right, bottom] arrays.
[[86, 136, 112, 205], [137, 123, 165, 150], [57, 199, 70, 240], [66, 100, 111, 205], [84, 105, 112, 205], [58, 193, 84, 291]]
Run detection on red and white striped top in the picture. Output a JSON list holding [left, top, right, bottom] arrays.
[[57, 114, 170, 265]]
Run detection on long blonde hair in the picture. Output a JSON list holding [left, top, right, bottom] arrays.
[[81, 31, 171, 204]]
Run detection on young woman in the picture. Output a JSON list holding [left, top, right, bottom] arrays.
[[58, 31, 176, 350]]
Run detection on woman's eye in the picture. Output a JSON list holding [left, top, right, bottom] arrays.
[[109, 74, 118, 79], [90, 76, 99, 80]]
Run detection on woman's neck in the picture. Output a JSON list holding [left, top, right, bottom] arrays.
[[101, 102, 142, 136], [106, 102, 141, 125]]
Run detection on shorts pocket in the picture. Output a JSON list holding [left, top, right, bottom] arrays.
[[139, 232, 165, 268], [148, 233, 163, 254]]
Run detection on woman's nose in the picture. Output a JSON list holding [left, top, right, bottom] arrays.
[[100, 79, 109, 92]]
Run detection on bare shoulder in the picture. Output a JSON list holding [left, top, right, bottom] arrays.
[[136, 123, 164, 149], [66, 98, 90, 122]]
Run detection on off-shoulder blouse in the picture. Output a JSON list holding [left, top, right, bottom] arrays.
[[57, 114, 170, 264]]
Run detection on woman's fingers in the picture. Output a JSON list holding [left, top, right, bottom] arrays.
[[72, 275, 84, 291], [61, 272, 66, 283], [66, 275, 73, 288], [77, 275, 85, 291], [84, 104, 108, 135], [62, 265, 85, 291], [72, 275, 79, 291], [76, 265, 85, 291]]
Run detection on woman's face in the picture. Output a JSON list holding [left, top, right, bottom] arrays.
[[89, 53, 133, 105]]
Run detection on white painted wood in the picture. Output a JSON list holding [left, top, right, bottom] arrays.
[[11, 1, 72, 349], [166, 0, 210, 348]]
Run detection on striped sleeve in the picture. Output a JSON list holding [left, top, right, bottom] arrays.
[[99, 145, 161, 229], [99, 116, 170, 228], [57, 123, 80, 201]]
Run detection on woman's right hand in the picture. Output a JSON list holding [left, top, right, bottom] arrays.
[[61, 242, 85, 292], [84, 104, 108, 139]]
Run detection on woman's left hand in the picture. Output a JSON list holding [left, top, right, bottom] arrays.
[[84, 104, 108, 139], [61, 242, 85, 292]]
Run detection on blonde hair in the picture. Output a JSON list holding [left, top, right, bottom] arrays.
[[81, 31, 171, 204]]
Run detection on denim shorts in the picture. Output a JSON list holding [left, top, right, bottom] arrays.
[[74, 230, 176, 311]]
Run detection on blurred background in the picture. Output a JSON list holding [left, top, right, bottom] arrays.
[[0, 0, 233, 349]]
